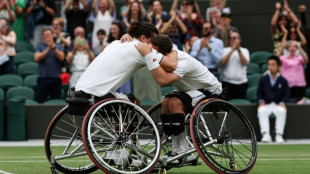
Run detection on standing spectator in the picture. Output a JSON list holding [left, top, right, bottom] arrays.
[[147, 0, 170, 29], [190, 22, 223, 78], [92, 29, 106, 56], [271, 1, 299, 55], [106, 21, 125, 44], [64, 0, 89, 39], [214, 11, 238, 47], [0, 0, 16, 23], [120, 0, 131, 17], [34, 28, 65, 103], [280, 41, 308, 103], [206, 0, 230, 24], [205, 6, 221, 27], [171, 0, 204, 43], [91, 0, 115, 49], [122, 0, 146, 30], [299, 5, 310, 87], [11, 0, 26, 41], [52, 17, 71, 53], [160, 10, 187, 51], [277, 22, 307, 57], [257, 56, 289, 143], [0, 18, 16, 74], [219, 32, 249, 100], [69, 26, 88, 51], [67, 36, 95, 87], [26, 0, 56, 48]]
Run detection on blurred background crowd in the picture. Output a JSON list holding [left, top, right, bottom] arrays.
[[0, 0, 309, 105]]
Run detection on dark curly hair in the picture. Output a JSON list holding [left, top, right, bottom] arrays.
[[127, 22, 159, 39]]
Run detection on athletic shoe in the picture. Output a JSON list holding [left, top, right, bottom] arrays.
[[275, 134, 284, 143], [261, 133, 271, 143]]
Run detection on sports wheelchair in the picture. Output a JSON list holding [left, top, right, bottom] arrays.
[[45, 97, 258, 174]]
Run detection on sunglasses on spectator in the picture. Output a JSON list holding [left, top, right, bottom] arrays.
[[182, 3, 192, 6], [230, 37, 238, 40]]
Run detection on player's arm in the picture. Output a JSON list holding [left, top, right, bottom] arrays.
[[149, 65, 180, 86]]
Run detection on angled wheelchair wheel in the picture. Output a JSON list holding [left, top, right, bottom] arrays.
[[44, 106, 98, 174], [190, 99, 257, 174], [82, 99, 161, 174]]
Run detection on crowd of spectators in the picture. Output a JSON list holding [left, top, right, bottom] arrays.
[[0, 1, 310, 139]]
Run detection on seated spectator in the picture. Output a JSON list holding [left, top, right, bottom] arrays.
[[147, 0, 170, 29], [0, 18, 16, 74], [279, 41, 308, 103], [214, 11, 238, 47], [122, 0, 147, 30], [190, 22, 224, 78], [64, 0, 89, 39], [67, 36, 95, 88], [91, 0, 115, 49], [219, 32, 249, 100], [0, 0, 16, 23], [277, 22, 307, 56], [92, 29, 106, 56], [52, 17, 71, 53], [0, 39, 10, 75], [257, 55, 289, 143], [160, 10, 187, 51], [11, 0, 26, 41], [26, 0, 56, 48], [171, 0, 204, 43], [271, 0, 299, 55]]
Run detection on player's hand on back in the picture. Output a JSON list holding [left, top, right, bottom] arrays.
[[135, 43, 152, 56], [120, 34, 133, 43]]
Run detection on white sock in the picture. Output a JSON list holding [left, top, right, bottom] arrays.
[[178, 131, 190, 153], [171, 135, 179, 155]]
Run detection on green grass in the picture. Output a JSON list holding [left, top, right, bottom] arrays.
[[0, 144, 309, 173]]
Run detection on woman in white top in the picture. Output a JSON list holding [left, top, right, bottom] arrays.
[[91, 0, 115, 48], [67, 36, 95, 87]]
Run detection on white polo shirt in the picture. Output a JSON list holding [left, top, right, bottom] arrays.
[[172, 50, 222, 95], [75, 39, 163, 96]]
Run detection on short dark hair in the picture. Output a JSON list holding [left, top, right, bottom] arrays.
[[42, 28, 53, 34], [127, 22, 159, 39], [150, 34, 173, 55], [97, 29, 106, 35], [267, 55, 282, 66]]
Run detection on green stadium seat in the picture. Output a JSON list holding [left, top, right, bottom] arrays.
[[6, 86, 35, 102], [17, 62, 38, 77], [161, 85, 174, 96], [140, 99, 158, 106], [228, 98, 251, 104], [305, 87, 310, 98], [24, 74, 37, 90], [14, 41, 35, 52], [261, 63, 268, 74], [0, 88, 4, 140], [0, 74, 23, 90], [13, 51, 35, 66], [44, 99, 67, 105], [247, 86, 258, 103], [247, 63, 261, 75], [247, 73, 262, 88], [250, 51, 272, 66]]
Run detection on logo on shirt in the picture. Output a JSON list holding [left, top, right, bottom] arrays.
[[153, 58, 156, 62], [279, 84, 282, 89]]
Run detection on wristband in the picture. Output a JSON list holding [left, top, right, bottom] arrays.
[[145, 52, 160, 71]]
